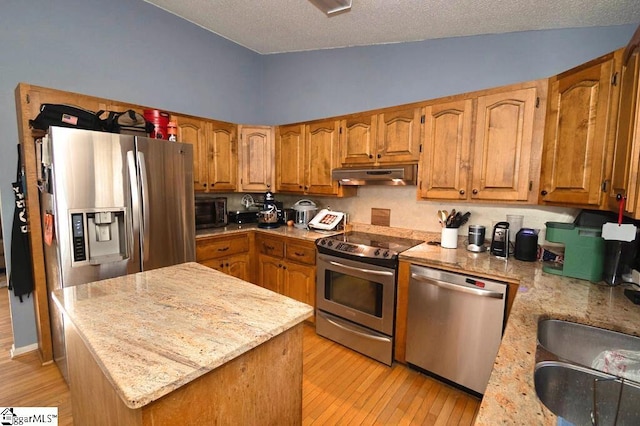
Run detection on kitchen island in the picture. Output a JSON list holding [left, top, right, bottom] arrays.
[[399, 241, 640, 425], [52, 262, 313, 425]]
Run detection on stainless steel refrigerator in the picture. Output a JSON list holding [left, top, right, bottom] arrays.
[[40, 126, 195, 382]]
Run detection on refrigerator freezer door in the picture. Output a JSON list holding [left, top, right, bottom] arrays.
[[44, 127, 139, 383], [47, 127, 139, 288], [135, 137, 195, 271]]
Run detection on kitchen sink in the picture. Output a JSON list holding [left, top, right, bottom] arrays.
[[534, 361, 640, 425], [537, 319, 640, 370]]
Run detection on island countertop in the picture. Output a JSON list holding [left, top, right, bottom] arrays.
[[399, 242, 640, 425], [52, 262, 313, 410]]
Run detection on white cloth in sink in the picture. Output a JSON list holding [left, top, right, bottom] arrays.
[[591, 349, 640, 382]]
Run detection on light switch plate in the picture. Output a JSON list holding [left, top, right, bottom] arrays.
[[371, 208, 390, 227]]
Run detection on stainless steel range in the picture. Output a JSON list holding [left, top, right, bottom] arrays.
[[315, 231, 423, 365]]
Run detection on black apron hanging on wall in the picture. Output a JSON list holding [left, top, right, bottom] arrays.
[[8, 144, 34, 302]]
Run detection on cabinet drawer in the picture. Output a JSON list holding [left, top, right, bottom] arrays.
[[196, 234, 249, 261], [256, 235, 285, 258], [285, 241, 316, 266]]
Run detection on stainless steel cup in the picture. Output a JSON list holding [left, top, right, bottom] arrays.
[[468, 225, 486, 246]]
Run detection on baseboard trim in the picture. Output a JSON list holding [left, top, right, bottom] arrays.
[[11, 343, 38, 358]]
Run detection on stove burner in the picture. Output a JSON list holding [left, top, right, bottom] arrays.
[[316, 231, 424, 267]]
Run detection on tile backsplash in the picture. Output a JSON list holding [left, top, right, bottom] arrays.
[[225, 186, 579, 242]]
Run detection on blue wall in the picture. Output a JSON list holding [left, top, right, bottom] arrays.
[[0, 0, 636, 349], [262, 25, 636, 124]]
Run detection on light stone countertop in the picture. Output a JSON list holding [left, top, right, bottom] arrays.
[[399, 242, 640, 425], [196, 223, 341, 242], [52, 262, 313, 410]]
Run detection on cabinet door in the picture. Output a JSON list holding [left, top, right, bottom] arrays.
[[282, 261, 315, 309], [540, 55, 617, 206], [175, 115, 208, 192], [376, 106, 422, 164], [472, 87, 539, 201], [256, 254, 282, 293], [225, 253, 251, 281], [340, 114, 377, 165], [206, 121, 237, 192], [305, 120, 341, 195], [608, 46, 640, 215], [419, 99, 473, 200], [276, 124, 306, 193], [239, 126, 274, 192]]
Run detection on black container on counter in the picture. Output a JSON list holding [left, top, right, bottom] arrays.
[[514, 228, 538, 261]]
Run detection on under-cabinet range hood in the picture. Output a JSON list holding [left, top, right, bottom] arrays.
[[332, 164, 418, 186]]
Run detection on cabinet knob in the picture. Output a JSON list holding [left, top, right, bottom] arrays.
[[472, 189, 478, 195], [459, 189, 465, 195], [283, 266, 287, 270], [203, 183, 207, 187], [541, 190, 548, 196], [369, 154, 373, 159], [377, 154, 381, 159], [219, 263, 224, 268]]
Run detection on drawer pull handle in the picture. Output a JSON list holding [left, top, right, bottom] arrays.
[[217, 246, 230, 252], [264, 244, 275, 250], [294, 251, 305, 257]]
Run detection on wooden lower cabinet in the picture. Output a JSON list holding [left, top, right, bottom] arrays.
[[196, 233, 253, 281], [255, 234, 316, 319]]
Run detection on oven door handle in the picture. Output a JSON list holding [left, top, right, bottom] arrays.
[[327, 260, 394, 277], [411, 273, 504, 299], [319, 312, 391, 343]]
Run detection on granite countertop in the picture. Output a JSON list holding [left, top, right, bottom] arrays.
[[52, 262, 313, 410], [399, 243, 640, 425], [196, 223, 341, 242]]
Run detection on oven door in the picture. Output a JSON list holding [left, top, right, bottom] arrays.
[[316, 252, 396, 335]]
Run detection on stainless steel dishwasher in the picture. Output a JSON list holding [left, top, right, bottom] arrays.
[[406, 264, 508, 395]]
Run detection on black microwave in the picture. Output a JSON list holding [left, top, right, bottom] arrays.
[[195, 197, 228, 229]]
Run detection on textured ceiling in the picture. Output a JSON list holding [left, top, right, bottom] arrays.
[[144, 0, 640, 54]]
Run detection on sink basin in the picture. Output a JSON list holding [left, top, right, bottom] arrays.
[[535, 361, 640, 425], [537, 319, 640, 370]]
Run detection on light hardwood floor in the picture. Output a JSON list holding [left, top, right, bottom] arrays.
[[0, 287, 479, 425]]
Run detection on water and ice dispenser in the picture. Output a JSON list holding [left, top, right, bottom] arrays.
[[70, 209, 128, 265]]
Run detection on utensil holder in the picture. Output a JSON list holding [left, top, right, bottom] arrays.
[[441, 228, 459, 249]]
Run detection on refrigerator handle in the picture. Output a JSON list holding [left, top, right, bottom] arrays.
[[126, 151, 140, 256], [138, 151, 150, 262]]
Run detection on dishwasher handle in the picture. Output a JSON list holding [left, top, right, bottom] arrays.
[[411, 273, 504, 299]]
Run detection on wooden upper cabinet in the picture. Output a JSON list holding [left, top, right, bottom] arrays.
[[306, 120, 342, 195], [419, 80, 546, 203], [471, 84, 543, 202], [174, 115, 207, 191], [608, 33, 640, 217], [339, 113, 378, 165], [419, 99, 473, 200], [376, 106, 422, 164], [174, 115, 237, 192], [238, 125, 274, 192], [340, 106, 421, 166], [206, 120, 237, 192], [275, 124, 306, 192], [540, 51, 621, 207]]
